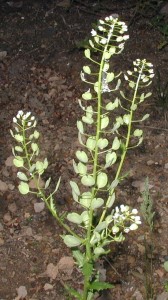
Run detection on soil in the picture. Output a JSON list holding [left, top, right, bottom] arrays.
[[0, 0, 168, 299]]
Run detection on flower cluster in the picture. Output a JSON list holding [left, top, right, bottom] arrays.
[[112, 204, 141, 234], [90, 15, 129, 48], [124, 59, 155, 84], [13, 110, 36, 127]]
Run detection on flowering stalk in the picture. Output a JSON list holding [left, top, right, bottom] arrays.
[[11, 16, 154, 300]]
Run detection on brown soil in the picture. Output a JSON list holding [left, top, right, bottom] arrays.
[[0, 0, 168, 299]]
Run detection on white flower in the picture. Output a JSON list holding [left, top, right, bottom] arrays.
[[80, 72, 86, 81], [91, 29, 97, 36], [27, 122, 32, 126], [116, 36, 123, 42], [112, 225, 120, 234], [17, 110, 23, 118], [118, 43, 124, 49], [23, 112, 31, 120], [100, 38, 107, 44], [105, 17, 109, 21], [13, 117, 17, 123], [31, 116, 35, 121], [98, 25, 105, 31], [127, 70, 132, 75], [99, 19, 104, 24], [124, 74, 129, 81], [130, 223, 138, 230], [123, 35, 129, 40], [132, 208, 138, 214], [124, 228, 130, 233]]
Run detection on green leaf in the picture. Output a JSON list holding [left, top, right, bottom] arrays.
[[80, 192, 92, 208], [86, 136, 96, 151], [95, 221, 107, 232], [94, 247, 106, 255], [106, 72, 114, 83], [80, 196, 91, 208], [13, 156, 24, 168], [63, 235, 82, 247], [133, 129, 143, 137], [14, 134, 23, 143], [140, 93, 145, 102], [89, 39, 94, 48], [105, 152, 117, 167], [17, 172, 28, 181], [129, 81, 135, 89], [73, 160, 79, 174], [164, 261, 168, 272], [84, 49, 91, 59], [34, 130, 40, 139], [97, 172, 108, 188], [82, 261, 93, 277], [36, 161, 44, 174], [70, 181, 80, 196], [43, 158, 48, 169], [145, 92, 152, 98], [101, 116, 109, 129], [76, 150, 88, 163], [15, 146, 23, 152], [112, 137, 120, 150], [72, 250, 85, 268], [81, 211, 89, 227], [64, 285, 82, 299], [31, 143, 38, 152], [81, 175, 95, 186], [89, 281, 114, 291], [82, 91, 92, 100], [107, 193, 115, 208], [82, 116, 94, 124], [97, 138, 108, 149], [78, 162, 87, 175], [141, 114, 149, 121], [83, 66, 91, 74], [131, 103, 137, 111], [77, 121, 84, 134], [123, 114, 130, 125], [94, 82, 99, 93], [104, 51, 111, 60], [110, 179, 119, 189], [67, 212, 83, 224], [18, 182, 29, 195], [91, 198, 104, 209], [45, 177, 51, 189], [109, 46, 116, 54], [106, 98, 119, 111]]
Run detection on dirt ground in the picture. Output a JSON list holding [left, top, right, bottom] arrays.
[[0, 0, 168, 299]]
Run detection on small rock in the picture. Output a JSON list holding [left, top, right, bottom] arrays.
[[0, 237, 4, 246], [8, 184, 15, 190], [147, 160, 154, 166], [29, 177, 45, 189], [0, 180, 8, 192], [15, 285, 27, 300], [156, 292, 168, 300], [0, 51, 7, 61], [8, 202, 17, 213], [44, 283, 53, 291], [57, 256, 74, 276], [155, 268, 165, 278], [34, 235, 43, 241], [34, 202, 45, 213], [5, 156, 14, 167], [3, 212, 12, 223], [23, 227, 33, 236], [132, 289, 143, 300], [164, 163, 168, 169], [0, 222, 4, 231], [46, 263, 58, 280]]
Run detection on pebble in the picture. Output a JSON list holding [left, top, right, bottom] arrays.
[[147, 160, 154, 166], [0, 180, 8, 192], [5, 156, 14, 167], [0, 237, 4, 245], [3, 212, 12, 223], [8, 202, 17, 213], [44, 283, 53, 291], [164, 163, 168, 169]]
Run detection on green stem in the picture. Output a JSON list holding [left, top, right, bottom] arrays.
[[21, 122, 82, 240], [99, 62, 146, 223]]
